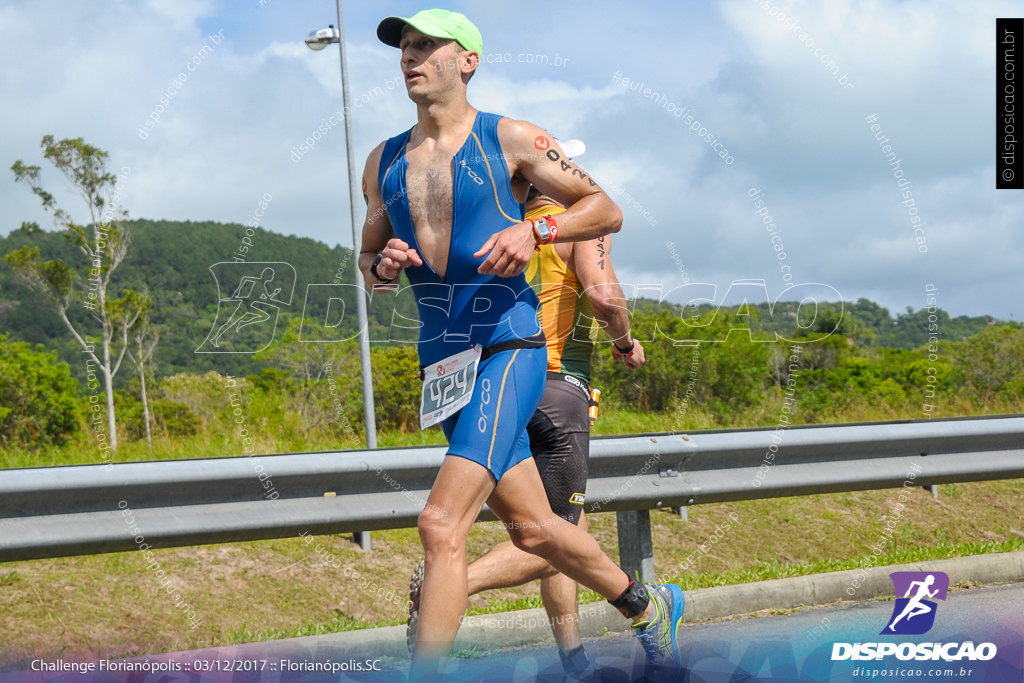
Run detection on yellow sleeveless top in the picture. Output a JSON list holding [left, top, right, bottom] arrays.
[[524, 204, 597, 383]]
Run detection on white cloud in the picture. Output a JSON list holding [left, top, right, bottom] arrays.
[[145, 0, 217, 32], [1, 0, 1020, 319]]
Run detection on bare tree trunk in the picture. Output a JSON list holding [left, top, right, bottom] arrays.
[[140, 360, 152, 448], [128, 314, 157, 449], [56, 303, 119, 453], [101, 334, 118, 452]]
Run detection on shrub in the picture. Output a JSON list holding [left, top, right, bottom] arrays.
[[0, 335, 79, 448]]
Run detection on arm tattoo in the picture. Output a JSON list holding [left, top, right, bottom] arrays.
[[543, 148, 598, 186]]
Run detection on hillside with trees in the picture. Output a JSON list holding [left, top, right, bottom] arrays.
[[0, 218, 421, 381], [0, 220, 1002, 381], [1, 216, 1021, 461]]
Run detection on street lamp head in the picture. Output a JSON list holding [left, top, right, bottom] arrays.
[[305, 25, 340, 51]]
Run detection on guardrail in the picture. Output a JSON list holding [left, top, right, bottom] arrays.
[[2, 415, 1022, 581]]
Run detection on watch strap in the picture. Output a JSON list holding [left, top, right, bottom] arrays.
[[370, 251, 396, 284], [614, 338, 636, 357]]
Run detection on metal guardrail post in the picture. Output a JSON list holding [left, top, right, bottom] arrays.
[[354, 531, 371, 551], [616, 510, 655, 583]]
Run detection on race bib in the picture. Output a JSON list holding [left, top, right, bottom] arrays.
[[420, 346, 482, 429]]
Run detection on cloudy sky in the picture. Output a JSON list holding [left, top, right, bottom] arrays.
[[0, 0, 1019, 319]]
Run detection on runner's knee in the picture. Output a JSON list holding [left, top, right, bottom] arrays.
[[508, 519, 557, 557], [417, 505, 459, 553]]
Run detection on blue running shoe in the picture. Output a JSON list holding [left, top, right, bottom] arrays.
[[631, 584, 685, 670]]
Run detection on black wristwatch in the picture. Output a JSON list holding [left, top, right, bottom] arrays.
[[614, 338, 636, 357], [370, 251, 396, 284]]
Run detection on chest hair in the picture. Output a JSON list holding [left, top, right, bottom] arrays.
[[406, 156, 454, 279]]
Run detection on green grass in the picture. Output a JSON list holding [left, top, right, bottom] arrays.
[[0, 435, 239, 469], [470, 538, 1024, 618], [377, 429, 449, 449], [4, 397, 1022, 470], [2, 401, 1022, 662], [0, 428, 451, 470], [2, 478, 1021, 662], [227, 613, 381, 643], [666, 538, 1024, 588], [75, 535, 1015, 649]]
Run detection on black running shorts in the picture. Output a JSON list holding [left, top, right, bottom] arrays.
[[527, 373, 591, 526]]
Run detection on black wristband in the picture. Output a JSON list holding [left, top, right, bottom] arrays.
[[614, 338, 635, 355], [370, 251, 396, 284]]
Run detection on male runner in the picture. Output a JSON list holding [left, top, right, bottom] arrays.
[[359, 9, 683, 677], [408, 158, 648, 679]]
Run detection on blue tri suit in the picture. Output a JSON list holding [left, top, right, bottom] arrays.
[[378, 111, 546, 481]]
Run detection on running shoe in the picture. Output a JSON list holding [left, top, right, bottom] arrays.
[[631, 583, 685, 671], [559, 645, 599, 682], [406, 559, 424, 654]]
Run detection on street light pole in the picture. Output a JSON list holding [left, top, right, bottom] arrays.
[[334, 2, 377, 552], [330, 2, 378, 453], [306, 4, 377, 551]]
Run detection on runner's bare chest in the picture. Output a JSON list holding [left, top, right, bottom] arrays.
[[405, 141, 457, 280]]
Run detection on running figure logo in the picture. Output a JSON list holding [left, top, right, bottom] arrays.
[[882, 571, 949, 635], [196, 262, 295, 353]]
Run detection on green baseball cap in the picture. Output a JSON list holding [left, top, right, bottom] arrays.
[[377, 9, 483, 56]]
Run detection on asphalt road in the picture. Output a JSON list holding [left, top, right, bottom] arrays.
[[432, 582, 1024, 682]]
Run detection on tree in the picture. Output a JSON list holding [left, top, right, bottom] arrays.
[[949, 325, 1024, 398], [0, 335, 79, 449], [4, 136, 144, 451], [255, 316, 364, 439], [118, 290, 157, 448]]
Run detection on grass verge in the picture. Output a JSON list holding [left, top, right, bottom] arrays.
[[1, 478, 1020, 663]]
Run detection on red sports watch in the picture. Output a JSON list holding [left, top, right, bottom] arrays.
[[614, 338, 636, 358], [531, 214, 559, 245]]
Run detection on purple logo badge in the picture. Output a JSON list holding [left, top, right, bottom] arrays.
[[881, 571, 949, 635]]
